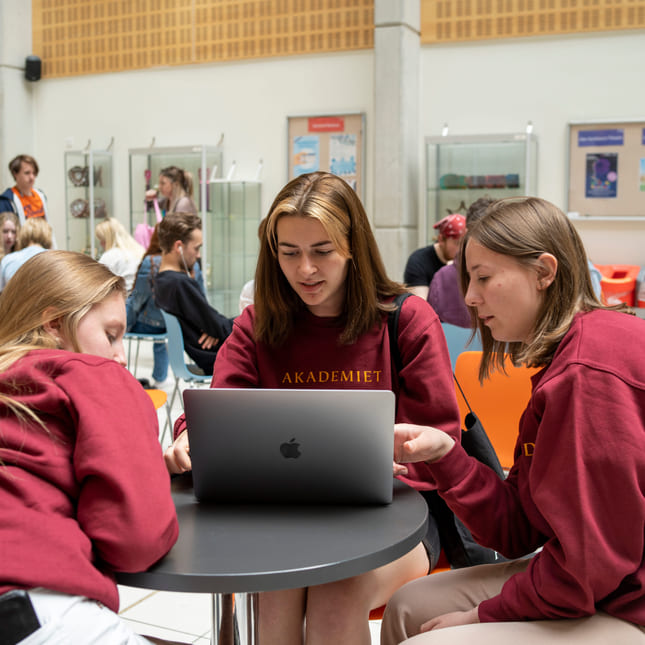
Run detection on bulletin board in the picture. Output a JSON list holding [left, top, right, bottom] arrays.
[[287, 113, 365, 200], [567, 120, 645, 217]]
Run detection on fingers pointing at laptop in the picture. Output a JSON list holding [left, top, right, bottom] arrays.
[[164, 430, 191, 474]]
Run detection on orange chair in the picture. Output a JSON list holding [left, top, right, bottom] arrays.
[[454, 351, 538, 472], [146, 388, 172, 446]]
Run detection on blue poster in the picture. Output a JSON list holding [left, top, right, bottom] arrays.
[[585, 153, 618, 198], [329, 134, 357, 177], [578, 129, 624, 147], [293, 136, 320, 176]]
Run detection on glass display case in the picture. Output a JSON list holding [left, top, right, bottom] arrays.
[[65, 145, 113, 257], [128, 144, 224, 235], [425, 133, 537, 244], [206, 180, 262, 317]]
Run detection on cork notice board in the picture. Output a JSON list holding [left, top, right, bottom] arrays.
[[287, 113, 365, 199], [568, 120, 645, 217]]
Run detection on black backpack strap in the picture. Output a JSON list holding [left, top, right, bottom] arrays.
[[387, 292, 413, 377]]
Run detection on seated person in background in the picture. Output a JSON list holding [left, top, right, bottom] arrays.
[[0, 216, 53, 290], [428, 197, 495, 327], [96, 217, 145, 292], [382, 197, 645, 645], [0, 211, 19, 261], [155, 212, 233, 375], [127, 224, 208, 388], [0, 250, 177, 643], [404, 213, 466, 299]]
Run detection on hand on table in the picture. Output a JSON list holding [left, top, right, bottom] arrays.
[[420, 607, 480, 632], [164, 429, 192, 474], [392, 423, 455, 476], [198, 332, 220, 350]]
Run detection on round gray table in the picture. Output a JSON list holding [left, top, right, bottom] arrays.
[[117, 473, 428, 644]]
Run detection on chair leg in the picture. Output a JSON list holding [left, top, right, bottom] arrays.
[[133, 338, 141, 378], [168, 379, 181, 411], [159, 399, 173, 447]]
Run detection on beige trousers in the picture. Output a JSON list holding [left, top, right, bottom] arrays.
[[381, 559, 645, 645]]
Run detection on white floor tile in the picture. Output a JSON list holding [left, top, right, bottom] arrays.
[[119, 590, 212, 637], [370, 618, 382, 644], [118, 585, 157, 612], [120, 616, 195, 643]]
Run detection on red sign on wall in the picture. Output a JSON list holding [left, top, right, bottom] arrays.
[[308, 116, 345, 132]]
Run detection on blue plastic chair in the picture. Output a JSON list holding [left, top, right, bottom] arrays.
[[160, 310, 212, 410], [441, 322, 482, 371]]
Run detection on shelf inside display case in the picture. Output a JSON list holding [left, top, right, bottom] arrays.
[[425, 133, 537, 244], [65, 147, 113, 257], [206, 180, 262, 318]]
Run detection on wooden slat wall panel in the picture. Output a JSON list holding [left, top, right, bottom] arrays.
[[32, 0, 374, 78], [32, 0, 644, 78], [421, 0, 645, 43]]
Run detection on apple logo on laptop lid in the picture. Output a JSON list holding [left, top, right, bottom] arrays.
[[280, 438, 301, 459]]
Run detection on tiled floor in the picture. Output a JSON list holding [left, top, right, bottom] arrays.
[[119, 337, 382, 643]]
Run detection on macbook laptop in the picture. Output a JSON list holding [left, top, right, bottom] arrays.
[[184, 388, 395, 504]]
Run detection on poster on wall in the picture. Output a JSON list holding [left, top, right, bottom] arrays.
[[293, 135, 320, 175], [287, 113, 364, 199], [585, 153, 618, 198], [568, 120, 645, 217]]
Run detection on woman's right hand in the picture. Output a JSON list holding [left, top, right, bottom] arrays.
[[164, 430, 192, 474]]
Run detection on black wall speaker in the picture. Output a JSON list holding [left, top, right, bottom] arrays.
[[25, 55, 41, 82]]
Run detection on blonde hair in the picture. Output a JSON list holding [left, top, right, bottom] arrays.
[[254, 172, 405, 346], [0, 251, 126, 424], [458, 196, 628, 379], [95, 217, 144, 258], [16, 217, 52, 250]]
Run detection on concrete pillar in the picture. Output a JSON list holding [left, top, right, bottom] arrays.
[[0, 0, 37, 186], [373, 0, 420, 282]]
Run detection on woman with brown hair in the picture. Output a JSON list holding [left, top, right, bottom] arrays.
[[165, 172, 460, 644], [383, 197, 645, 644]]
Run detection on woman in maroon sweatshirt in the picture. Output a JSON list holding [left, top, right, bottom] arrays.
[[0, 251, 178, 644], [384, 197, 645, 644], [165, 171, 462, 644]]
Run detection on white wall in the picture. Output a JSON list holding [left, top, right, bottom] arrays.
[[27, 29, 645, 274], [420, 30, 645, 266], [30, 50, 374, 252]]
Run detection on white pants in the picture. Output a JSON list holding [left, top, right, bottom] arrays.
[[18, 588, 153, 645]]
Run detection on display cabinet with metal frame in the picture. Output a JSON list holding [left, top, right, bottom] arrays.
[[206, 177, 262, 318], [65, 141, 114, 257], [424, 132, 537, 244]]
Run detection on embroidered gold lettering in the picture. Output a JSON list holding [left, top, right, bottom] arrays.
[[294, 372, 304, 384], [523, 442, 535, 457], [341, 371, 353, 382], [282, 373, 292, 384]]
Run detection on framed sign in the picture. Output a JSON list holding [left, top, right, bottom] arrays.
[[287, 113, 365, 199], [568, 120, 645, 217]]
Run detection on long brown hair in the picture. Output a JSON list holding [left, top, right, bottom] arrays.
[[254, 172, 405, 346], [458, 196, 628, 379]]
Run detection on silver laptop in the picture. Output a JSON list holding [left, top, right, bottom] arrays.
[[184, 388, 395, 504]]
